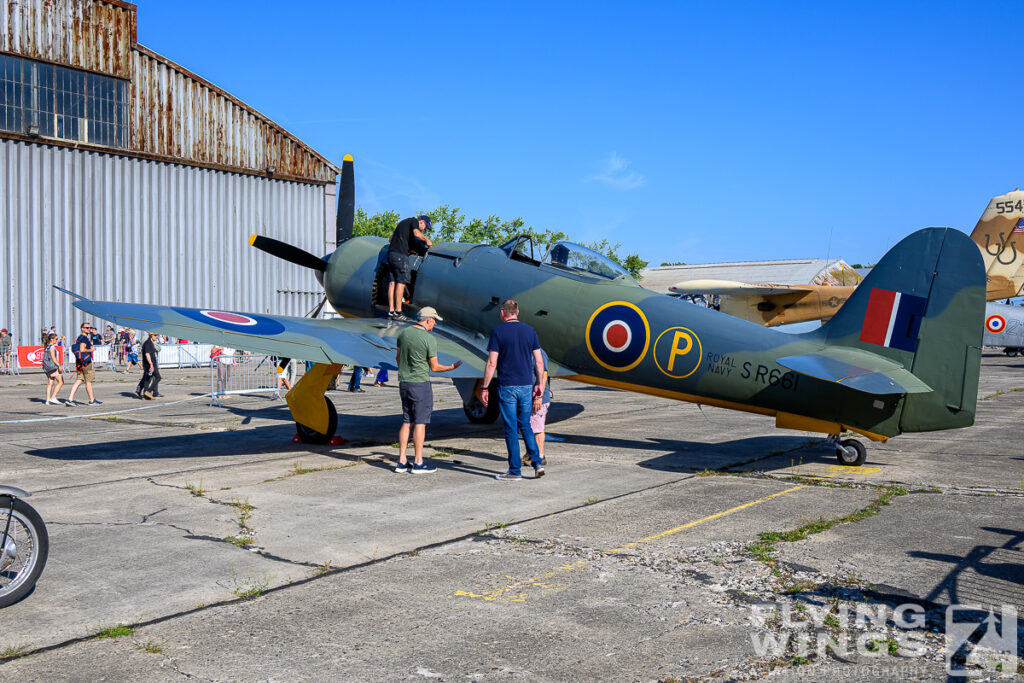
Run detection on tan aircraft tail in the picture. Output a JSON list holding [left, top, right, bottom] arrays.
[[970, 189, 1024, 299]]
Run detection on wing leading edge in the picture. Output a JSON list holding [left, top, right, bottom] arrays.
[[71, 298, 487, 378]]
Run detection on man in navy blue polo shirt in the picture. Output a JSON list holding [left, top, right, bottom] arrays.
[[481, 299, 546, 481]]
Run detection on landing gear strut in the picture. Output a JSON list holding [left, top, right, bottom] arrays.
[[827, 434, 866, 466], [286, 362, 346, 445]]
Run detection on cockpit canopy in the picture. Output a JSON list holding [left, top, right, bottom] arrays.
[[497, 235, 633, 281], [542, 241, 630, 280]]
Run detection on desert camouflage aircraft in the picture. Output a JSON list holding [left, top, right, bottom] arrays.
[[64, 159, 985, 467], [671, 189, 1024, 326]]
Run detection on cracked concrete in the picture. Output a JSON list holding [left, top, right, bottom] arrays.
[[0, 354, 1023, 680]]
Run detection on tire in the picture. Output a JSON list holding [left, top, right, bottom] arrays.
[[463, 390, 500, 424], [0, 496, 49, 608], [295, 397, 338, 445], [836, 438, 867, 467]]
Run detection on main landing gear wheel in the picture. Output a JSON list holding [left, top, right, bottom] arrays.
[[835, 438, 867, 467], [294, 397, 338, 445], [463, 393, 500, 424]]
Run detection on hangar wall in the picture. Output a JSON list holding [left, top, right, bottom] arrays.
[[1, 138, 331, 345], [0, 0, 340, 346]]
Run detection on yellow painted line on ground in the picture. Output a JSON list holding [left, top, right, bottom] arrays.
[[456, 478, 815, 602], [826, 465, 881, 477], [605, 484, 804, 555], [453, 561, 587, 602]]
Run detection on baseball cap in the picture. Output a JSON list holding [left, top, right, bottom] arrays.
[[417, 215, 432, 230], [417, 306, 443, 321]]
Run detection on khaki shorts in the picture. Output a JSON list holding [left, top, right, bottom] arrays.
[[76, 363, 95, 383], [530, 401, 549, 434]]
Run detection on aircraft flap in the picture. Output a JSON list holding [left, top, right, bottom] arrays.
[[776, 347, 933, 395]]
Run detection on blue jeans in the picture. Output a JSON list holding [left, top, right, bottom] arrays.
[[348, 367, 363, 390], [498, 384, 540, 476]]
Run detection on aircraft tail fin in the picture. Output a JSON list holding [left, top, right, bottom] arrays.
[[811, 227, 985, 433], [969, 189, 1024, 299]]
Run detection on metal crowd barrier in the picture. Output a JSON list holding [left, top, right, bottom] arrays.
[[0, 348, 16, 375], [209, 353, 299, 407]]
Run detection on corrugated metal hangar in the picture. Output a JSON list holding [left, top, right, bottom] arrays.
[[0, 0, 339, 345]]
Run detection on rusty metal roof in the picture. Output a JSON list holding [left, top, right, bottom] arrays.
[[0, 0, 339, 184]]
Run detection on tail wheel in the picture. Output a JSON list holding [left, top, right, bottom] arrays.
[[295, 397, 338, 445], [836, 438, 867, 467]]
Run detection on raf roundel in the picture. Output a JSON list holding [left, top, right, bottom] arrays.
[[985, 314, 1007, 334], [174, 308, 286, 336], [585, 302, 650, 372]]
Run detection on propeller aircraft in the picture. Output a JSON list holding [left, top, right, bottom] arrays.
[[670, 189, 1024, 327], [65, 158, 986, 467]]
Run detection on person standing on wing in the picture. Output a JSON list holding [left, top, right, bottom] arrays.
[[394, 307, 462, 473], [387, 216, 433, 321], [481, 299, 545, 481]]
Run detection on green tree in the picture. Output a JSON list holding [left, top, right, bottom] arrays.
[[354, 205, 647, 279]]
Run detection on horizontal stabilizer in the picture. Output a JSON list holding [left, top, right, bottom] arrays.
[[776, 347, 932, 395], [670, 279, 813, 297]]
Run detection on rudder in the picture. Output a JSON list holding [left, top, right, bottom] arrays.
[[811, 228, 985, 433]]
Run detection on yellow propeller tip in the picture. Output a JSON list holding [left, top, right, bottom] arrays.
[[343, 154, 353, 162], [248, 234, 257, 245]]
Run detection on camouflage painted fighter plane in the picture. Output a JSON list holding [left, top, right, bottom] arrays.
[[670, 189, 1024, 326], [64, 158, 985, 466]]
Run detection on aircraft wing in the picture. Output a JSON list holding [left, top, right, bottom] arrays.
[[669, 279, 815, 297], [71, 298, 487, 378], [776, 347, 933, 395]]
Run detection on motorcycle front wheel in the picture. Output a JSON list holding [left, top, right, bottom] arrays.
[[0, 496, 49, 608]]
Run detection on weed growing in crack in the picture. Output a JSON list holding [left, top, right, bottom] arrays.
[[232, 574, 271, 600], [185, 479, 206, 498], [137, 641, 164, 654], [95, 624, 135, 639], [0, 644, 29, 659]]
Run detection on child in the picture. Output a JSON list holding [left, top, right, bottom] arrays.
[[42, 333, 65, 404]]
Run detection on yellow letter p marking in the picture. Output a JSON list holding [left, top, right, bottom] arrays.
[[667, 331, 693, 372]]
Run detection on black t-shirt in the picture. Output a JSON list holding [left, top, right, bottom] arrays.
[[389, 217, 419, 255], [142, 339, 158, 370]]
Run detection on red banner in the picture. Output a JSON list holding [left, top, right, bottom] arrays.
[[17, 346, 64, 368]]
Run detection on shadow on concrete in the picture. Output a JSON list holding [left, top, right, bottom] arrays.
[[545, 434, 816, 471], [908, 527, 1024, 608], [22, 403, 587, 462]]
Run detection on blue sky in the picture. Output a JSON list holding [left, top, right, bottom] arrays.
[[139, 1, 1022, 267]]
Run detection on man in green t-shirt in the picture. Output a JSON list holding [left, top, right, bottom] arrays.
[[394, 307, 462, 473]]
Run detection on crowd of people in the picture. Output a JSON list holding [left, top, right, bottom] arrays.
[[34, 322, 185, 406]]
